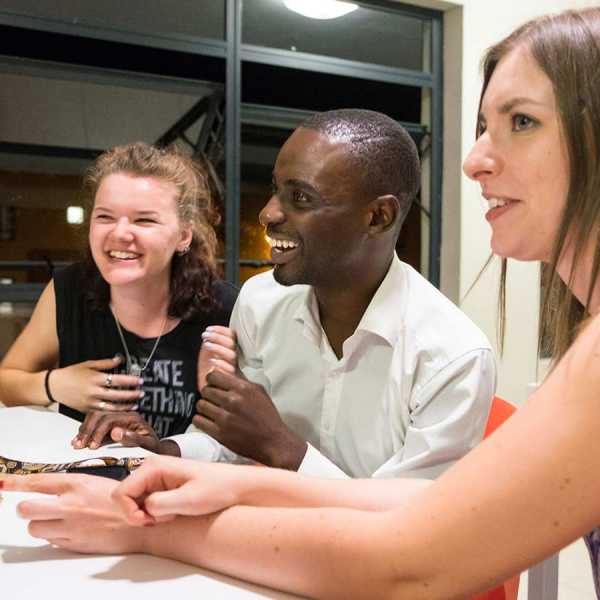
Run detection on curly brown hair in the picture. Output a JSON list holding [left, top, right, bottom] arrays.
[[80, 142, 220, 319]]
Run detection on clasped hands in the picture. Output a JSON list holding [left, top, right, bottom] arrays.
[[3, 456, 261, 555]]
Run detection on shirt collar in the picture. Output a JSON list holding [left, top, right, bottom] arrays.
[[292, 285, 321, 341], [354, 255, 406, 346], [293, 255, 406, 347]]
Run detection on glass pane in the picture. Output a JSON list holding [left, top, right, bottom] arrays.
[[243, 0, 427, 71], [242, 62, 422, 122], [0, 0, 225, 40], [0, 67, 227, 278], [0, 71, 221, 151]]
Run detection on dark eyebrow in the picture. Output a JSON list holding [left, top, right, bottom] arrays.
[[498, 96, 546, 114], [272, 174, 320, 197], [479, 96, 546, 122], [285, 178, 319, 196]]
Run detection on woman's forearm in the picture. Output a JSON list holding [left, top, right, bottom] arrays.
[[141, 505, 422, 600], [0, 368, 51, 407], [237, 465, 431, 511]]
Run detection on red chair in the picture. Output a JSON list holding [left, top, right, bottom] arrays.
[[471, 396, 520, 600]]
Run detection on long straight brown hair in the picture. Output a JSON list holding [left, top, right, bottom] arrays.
[[477, 8, 600, 362]]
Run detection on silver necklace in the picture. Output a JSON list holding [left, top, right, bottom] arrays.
[[110, 307, 167, 377]]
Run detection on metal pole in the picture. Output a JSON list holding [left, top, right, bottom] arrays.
[[428, 15, 443, 288], [225, 0, 241, 285]]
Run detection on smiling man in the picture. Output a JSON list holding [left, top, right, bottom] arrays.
[[164, 108, 496, 479]]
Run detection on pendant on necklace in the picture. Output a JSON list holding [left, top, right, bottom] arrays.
[[129, 361, 142, 378]]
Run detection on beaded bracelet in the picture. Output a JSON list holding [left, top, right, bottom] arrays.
[[44, 368, 57, 405]]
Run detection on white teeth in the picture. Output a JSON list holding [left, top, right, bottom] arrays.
[[487, 198, 509, 209], [266, 236, 299, 250], [109, 250, 138, 259]]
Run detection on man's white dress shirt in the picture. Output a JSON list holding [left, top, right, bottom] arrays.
[[171, 256, 496, 479]]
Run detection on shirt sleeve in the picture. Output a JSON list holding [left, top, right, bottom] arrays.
[[298, 443, 352, 478], [231, 289, 271, 389], [166, 425, 252, 464], [372, 347, 496, 479]]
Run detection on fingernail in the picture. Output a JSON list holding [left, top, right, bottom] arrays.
[[205, 326, 215, 332], [139, 391, 145, 398], [201, 331, 211, 339], [90, 442, 99, 449], [132, 404, 139, 411], [139, 378, 144, 385], [114, 354, 123, 362], [204, 341, 215, 348], [209, 358, 219, 364]]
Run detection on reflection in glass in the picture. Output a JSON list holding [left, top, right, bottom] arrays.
[[243, 0, 427, 71], [283, 0, 358, 20]]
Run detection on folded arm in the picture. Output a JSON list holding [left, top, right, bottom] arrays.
[[384, 347, 495, 479]]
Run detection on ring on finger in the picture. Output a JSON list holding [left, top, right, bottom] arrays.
[[105, 374, 113, 389]]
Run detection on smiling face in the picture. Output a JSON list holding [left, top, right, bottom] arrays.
[[259, 127, 372, 288], [463, 46, 570, 262], [89, 172, 192, 289]]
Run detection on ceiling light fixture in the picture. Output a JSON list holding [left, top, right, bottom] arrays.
[[283, 0, 358, 20]]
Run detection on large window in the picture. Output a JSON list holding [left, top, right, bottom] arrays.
[[0, 1, 442, 355]]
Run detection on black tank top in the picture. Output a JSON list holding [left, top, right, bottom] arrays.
[[53, 263, 237, 438]]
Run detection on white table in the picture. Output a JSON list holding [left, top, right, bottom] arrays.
[[0, 406, 303, 599], [0, 492, 302, 599]]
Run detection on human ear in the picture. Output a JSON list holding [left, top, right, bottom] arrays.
[[367, 195, 400, 235], [177, 225, 194, 253]]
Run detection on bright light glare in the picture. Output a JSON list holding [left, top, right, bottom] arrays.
[[67, 206, 84, 224], [283, 0, 358, 20]]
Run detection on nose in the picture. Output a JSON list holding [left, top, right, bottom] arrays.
[[462, 133, 502, 182], [111, 216, 134, 241], [258, 193, 285, 228]]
